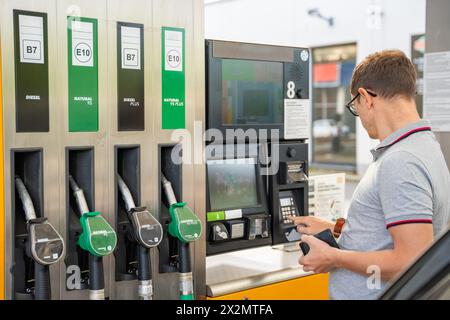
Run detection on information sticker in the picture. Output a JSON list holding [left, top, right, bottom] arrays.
[[121, 26, 141, 70], [19, 14, 45, 64], [71, 20, 94, 67], [164, 29, 183, 72], [284, 99, 310, 140]]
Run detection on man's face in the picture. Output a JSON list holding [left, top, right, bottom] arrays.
[[354, 94, 378, 139]]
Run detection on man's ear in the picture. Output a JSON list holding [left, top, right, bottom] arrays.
[[358, 88, 375, 109]]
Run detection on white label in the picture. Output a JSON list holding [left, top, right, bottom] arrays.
[[19, 15, 44, 64], [308, 173, 346, 221], [26, 95, 41, 100], [164, 30, 183, 72], [71, 21, 94, 67], [225, 209, 243, 220], [121, 26, 141, 70], [424, 51, 450, 132], [284, 99, 310, 139]]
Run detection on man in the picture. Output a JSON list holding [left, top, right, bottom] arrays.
[[290, 50, 450, 300]]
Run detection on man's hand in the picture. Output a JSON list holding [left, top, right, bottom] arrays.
[[309, 223, 434, 281], [299, 234, 339, 274], [288, 216, 334, 235]]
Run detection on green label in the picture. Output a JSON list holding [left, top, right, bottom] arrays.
[[67, 17, 99, 132], [207, 211, 225, 222], [161, 27, 185, 129]]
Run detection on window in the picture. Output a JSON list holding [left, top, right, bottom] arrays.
[[312, 44, 357, 168]]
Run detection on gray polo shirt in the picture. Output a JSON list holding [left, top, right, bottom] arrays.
[[329, 120, 450, 300]]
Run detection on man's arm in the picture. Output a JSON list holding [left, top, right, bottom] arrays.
[[288, 215, 335, 235], [300, 223, 433, 281]]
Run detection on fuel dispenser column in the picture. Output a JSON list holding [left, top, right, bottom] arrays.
[[161, 174, 201, 300], [14, 177, 65, 300], [68, 175, 117, 300], [117, 174, 162, 300]]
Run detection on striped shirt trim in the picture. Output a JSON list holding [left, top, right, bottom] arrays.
[[386, 218, 433, 229], [377, 126, 432, 150]]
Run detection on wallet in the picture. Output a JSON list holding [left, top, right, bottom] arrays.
[[299, 229, 340, 255]]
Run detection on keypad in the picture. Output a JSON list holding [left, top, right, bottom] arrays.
[[280, 197, 297, 224]]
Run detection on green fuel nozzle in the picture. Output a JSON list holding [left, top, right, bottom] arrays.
[[68, 175, 117, 300], [69, 175, 117, 257], [161, 174, 202, 243], [168, 203, 202, 243]]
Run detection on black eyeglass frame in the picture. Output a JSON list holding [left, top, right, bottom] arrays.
[[346, 90, 377, 116]]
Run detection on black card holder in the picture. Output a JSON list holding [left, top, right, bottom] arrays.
[[299, 229, 340, 255]]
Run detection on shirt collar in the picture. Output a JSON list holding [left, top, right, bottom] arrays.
[[370, 120, 432, 161]]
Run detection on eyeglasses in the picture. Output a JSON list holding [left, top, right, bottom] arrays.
[[345, 90, 377, 117]]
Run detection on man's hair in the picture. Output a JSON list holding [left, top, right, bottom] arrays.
[[350, 49, 416, 100]]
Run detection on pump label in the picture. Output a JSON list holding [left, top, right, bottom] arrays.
[[161, 27, 185, 129], [117, 22, 145, 131], [14, 10, 49, 132], [67, 17, 99, 132]]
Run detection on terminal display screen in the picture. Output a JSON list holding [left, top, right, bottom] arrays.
[[221, 59, 283, 126], [207, 158, 259, 211]]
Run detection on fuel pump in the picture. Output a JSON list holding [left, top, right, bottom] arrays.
[[68, 175, 117, 300], [161, 174, 201, 300], [15, 176, 65, 300], [117, 174, 163, 300]]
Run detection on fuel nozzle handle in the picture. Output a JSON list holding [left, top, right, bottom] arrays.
[[161, 174, 197, 300], [68, 175, 90, 215], [15, 176, 55, 300], [69, 175, 107, 300], [117, 174, 152, 299], [161, 173, 177, 206], [15, 176, 37, 221], [117, 174, 136, 212]]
